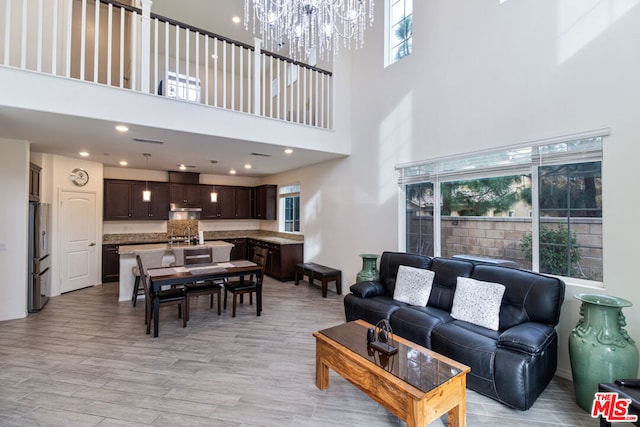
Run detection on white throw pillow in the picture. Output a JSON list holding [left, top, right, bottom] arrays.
[[393, 265, 435, 306], [451, 277, 506, 331]]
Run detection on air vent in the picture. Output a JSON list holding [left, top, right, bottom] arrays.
[[251, 152, 272, 157], [133, 137, 164, 144]]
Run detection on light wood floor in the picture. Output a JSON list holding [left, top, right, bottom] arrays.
[[0, 278, 596, 426]]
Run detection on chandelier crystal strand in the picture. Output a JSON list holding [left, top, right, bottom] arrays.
[[245, 0, 375, 61]]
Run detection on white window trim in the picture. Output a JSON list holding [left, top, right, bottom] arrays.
[[278, 183, 301, 234]]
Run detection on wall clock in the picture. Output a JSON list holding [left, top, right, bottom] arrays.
[[70, 168, 89, 187]]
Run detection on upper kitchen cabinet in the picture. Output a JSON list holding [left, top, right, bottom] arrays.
[[29, 163, 41, 201], [131, 181, 170, 219], [104, 179, 169, 220], [253, 185, 277, 220], [201, 186, 252, 219], [169, 183, 202, 208]]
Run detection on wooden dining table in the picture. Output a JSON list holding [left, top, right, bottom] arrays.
[[147, 260, 263, 337]]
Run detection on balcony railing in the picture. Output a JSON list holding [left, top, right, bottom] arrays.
[[0, 0, 333, 129]]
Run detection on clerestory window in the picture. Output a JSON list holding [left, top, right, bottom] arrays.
[[387, 0, 413, 66]]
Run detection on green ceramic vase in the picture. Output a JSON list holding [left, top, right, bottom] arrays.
[[568, 293, 639, 411], [356, 254, 380, 282]]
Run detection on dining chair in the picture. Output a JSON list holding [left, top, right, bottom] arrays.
[[136, 255, 187, 334], [183, 247, 222, 319], [224, 247, 268, 317], [131, 251, 165, 307]]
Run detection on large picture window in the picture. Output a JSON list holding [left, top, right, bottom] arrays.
[[399, 133, 604, 284]]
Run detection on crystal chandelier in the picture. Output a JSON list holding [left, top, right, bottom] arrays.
[[244, 0, 375, 61]]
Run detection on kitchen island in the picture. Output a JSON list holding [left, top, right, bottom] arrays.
[[117, 241, 233, 302]]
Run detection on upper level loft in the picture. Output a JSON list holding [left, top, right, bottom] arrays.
[[0, 0, 350, 173]]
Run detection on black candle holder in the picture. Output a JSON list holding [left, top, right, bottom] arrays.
[[368, 319, 398, 356]]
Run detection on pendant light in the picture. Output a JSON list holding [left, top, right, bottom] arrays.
[[142, 153, 152, 202], [210, 160, 218, 203]]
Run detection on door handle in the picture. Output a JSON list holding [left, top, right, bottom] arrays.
[[89, 242, 96, 247]]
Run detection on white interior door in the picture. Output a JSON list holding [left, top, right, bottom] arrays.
[[60, 191, 98, 293]]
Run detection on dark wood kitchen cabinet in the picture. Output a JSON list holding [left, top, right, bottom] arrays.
[[102, 244, 120, 282], [247, 238, 302, 281], [131, 181, 170, 219], [224, 238, 248, 260], [29, 163, 41, 201], [201, 186, 252, 219], [104, 179, 169, 220], [169, 183, 201, 207], [253, 185, 277, 220]]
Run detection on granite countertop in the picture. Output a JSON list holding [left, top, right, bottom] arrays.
[[105, 230, 303, 246], [245, 235, 302, 245], [118, 240, 233, 254]]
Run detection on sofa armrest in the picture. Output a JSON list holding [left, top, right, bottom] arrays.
[[349, 281, 387, 298], [498, 322, 556, 355]]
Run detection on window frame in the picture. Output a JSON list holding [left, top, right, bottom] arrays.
[[398, 129, 607, 287], [385, 0, 413, 66], [278, 183, 301, 234]]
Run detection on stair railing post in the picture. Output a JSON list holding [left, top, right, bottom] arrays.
[[253, 38, 262, 116], [140, 0, 152, 93]]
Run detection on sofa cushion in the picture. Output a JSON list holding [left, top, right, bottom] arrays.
[[451, 277, 505, 331], [389, 306, 452, 348], [393, 265, 435, 306], [431, 320, 500, 384], [471, 264, 566, 329], [427, 257, 474, 311], [378, 252, 432, 296]]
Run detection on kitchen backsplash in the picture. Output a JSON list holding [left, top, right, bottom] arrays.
[[167, 219, 198, 239]]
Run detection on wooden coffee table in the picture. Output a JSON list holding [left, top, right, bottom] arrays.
[[313, 320, 470, 427]]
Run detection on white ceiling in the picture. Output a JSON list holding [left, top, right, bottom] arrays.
[[0, 0, 340, 177]]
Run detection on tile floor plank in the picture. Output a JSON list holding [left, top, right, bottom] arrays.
[[0, 279, 594, 426]]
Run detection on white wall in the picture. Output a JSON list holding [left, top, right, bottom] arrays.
[[273, 0, 640, 378], [0, 139, 29, 320]]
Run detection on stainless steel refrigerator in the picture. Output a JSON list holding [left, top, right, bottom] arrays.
[[28, 202, 50, 312]]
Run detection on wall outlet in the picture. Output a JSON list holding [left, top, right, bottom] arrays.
[[0, 243, 6, 251]]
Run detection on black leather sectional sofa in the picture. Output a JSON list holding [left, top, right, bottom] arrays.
[[344, 251, 566, 410]]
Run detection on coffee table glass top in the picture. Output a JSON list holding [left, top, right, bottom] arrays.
[[318, 321, 463, 394]]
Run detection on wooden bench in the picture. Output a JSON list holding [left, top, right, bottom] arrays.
[[295, 262, 342, 298]]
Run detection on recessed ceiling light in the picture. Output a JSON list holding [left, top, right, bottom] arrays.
[[230, 169, 236, 175], [232, 16, 241, 24], [115, 125, 128, 132], [244, 164, 252, 169], [119, 161, 128, 166], [79, 151, 89, 157], [284, 148, 293, 154], [179, 164, 187, 170]]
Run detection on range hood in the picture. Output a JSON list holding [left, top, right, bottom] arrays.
[[169, 203, 201, 220], [169, 203, 202, 212]]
